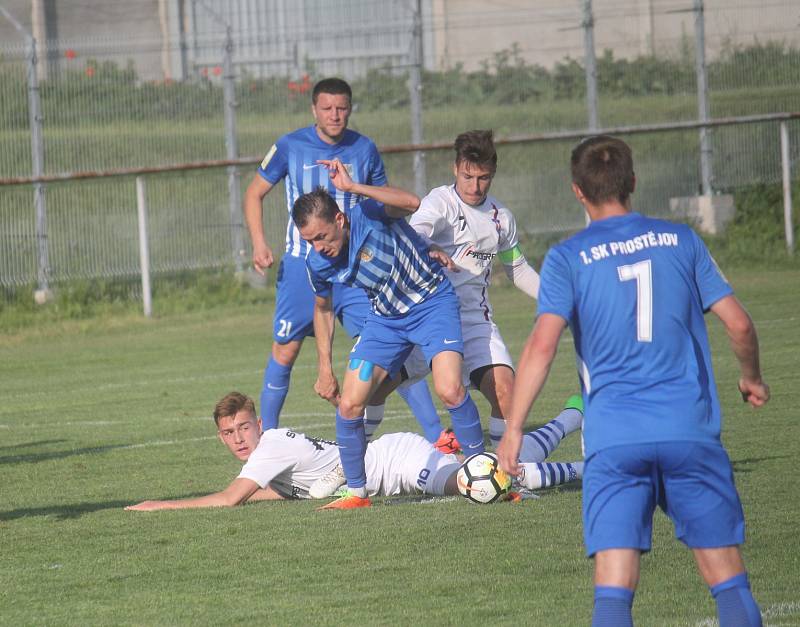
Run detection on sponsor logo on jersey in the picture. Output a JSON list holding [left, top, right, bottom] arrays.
[[359, 246, 374, 262], [260, 144, 277, 170], [459, 246, 496, 262]]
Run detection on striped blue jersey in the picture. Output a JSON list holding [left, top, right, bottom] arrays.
[[306, 200, 448, 317], [257, 125, 386, 257], [537, 212, 733, 457]]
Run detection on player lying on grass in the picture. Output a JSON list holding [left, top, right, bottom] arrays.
[[125, 392, 584, 511]]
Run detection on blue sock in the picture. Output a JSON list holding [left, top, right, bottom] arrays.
[[446, 392, 484, 455], [592, 586, 634, 627], [397, 380, 442, 442], [260, 357, 291, 430], [335, 409, 367, 489], [711, 573, 762, 627]]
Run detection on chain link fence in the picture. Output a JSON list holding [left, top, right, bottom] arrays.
[[1, 0, 798, 297]]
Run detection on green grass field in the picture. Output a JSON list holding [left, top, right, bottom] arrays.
[[1, 268, 799, 625]]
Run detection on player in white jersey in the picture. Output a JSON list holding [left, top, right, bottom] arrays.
[[125, 392, 584, 511], [409, 130, 542, 448]]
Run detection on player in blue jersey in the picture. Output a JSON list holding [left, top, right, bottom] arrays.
[[243, 77, 442, 439], [497, 136, 769, 627], [292, 164, 489, 510]]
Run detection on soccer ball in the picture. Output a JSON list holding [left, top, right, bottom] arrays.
[[456, 452, 512, 504]]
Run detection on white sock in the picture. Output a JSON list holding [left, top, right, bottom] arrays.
[[488, 416, 505, 449], [363, 404, 385, 442], [518, 461, 584, 490]]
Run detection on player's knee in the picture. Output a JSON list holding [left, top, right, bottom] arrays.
[[272, 341, 300, 366], [435, 380, 465, 408], [338, 396, 366, 420]]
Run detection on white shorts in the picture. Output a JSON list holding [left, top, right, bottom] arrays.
[[460, 309, 514, 386], [364, 432, 459, 496]]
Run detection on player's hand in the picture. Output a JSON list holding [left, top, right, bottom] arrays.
[[428, 245, 458, 272], [125, 501, 167, 512], [318, 158, 354, 193], [315, 371, 340, 406], [496, 428, 523, 477], [739, 377, 770, 407], [252, 242, 274, 274]]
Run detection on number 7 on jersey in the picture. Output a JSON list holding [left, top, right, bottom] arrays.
[[617, 259, 653, 343]]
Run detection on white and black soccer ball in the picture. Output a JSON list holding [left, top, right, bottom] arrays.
[[456, 452, 512, 504]]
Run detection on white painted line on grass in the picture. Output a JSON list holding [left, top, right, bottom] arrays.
[[105, 413, 417, 452], [694, 600, 799, 626]]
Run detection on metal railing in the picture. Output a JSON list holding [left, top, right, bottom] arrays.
[[1, 112, 795, 314]]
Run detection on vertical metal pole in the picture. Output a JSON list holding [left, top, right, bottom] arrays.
[[781, 121, 795, 256], [408, 0, 427, 197], [582, 0, 599, 131], [694, 0, 712, 195], [27, 34, 50, 296], [190, 0, 200, 79], [136, 177, 153, 318], [223, 27, 244, 272]]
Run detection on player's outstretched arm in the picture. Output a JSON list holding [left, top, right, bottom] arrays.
[[318, 158, 420, 215], [125, 478, 278, 511], [312, 294, 340, 405], [243, 174, 276, 274], [710, 294, 770, 407], [496, 313, 566, 476]]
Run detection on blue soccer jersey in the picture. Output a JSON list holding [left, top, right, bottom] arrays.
[[258, 126, 387, 258], [538, 213, 733, 457], [306, 199, 447, 317]]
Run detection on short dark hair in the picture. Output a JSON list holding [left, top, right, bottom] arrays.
[[292, 187, 342, 228], [570, 135, 635, 205], [312, 77, 352, 104], [213, 391, 256, 427], [454, 130, 497, 171]]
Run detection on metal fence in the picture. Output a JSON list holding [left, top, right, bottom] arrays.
[[1, 0, 799, 298]]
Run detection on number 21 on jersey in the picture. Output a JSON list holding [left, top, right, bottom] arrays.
[[617, 259, 652, 342]]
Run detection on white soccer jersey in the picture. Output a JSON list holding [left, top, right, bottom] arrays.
[[410, 185, 520, 321], [238, 429, 457, 499], [364, 432, 458, 496], [238, 429, 340, 499]]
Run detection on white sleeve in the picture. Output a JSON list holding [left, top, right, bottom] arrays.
[[237, 432, 298, 488], [409, 193, 448, 241], [497, 205, 539, 299], [503, 259, 540, 300]]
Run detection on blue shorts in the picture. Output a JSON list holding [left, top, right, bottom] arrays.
[[272, 255, 315, 343], [332, 283, 371, 339], [273, 256, 373, 343], [582, 441, 745, 557], [350, 284, 463, 379]]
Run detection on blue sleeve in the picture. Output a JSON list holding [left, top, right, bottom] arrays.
[[367, 142, 387, 186], [691, 229, 733, 311], [257, 137, 288, 185], [537, 246, 574, 324], [359, 199, 388, 221], [306, 261, 332, 298]]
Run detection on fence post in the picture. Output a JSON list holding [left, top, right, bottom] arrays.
[[408, 0, 427, 197], [582, 0, 599, 131], [136, 177, 153, 318], [26, 34, 51, 300], [223, 26, 244, 272], [693, 0, 713, 195], [781, 121, 795, 256]]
